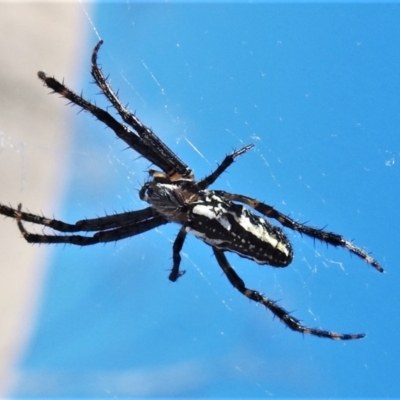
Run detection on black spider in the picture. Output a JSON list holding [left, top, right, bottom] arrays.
[[0, 40, 383, 340]]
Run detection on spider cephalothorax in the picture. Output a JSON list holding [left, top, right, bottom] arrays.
[[0, 40, 383, 340]]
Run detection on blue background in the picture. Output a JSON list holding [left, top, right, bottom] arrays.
[[13, 3, 400, 398]]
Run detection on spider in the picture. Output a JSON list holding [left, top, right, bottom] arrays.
[[0, 40, 383, 340]]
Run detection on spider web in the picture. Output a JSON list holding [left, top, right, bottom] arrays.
[[6, 2, 397, 398]]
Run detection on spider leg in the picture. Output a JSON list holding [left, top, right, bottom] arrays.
[[37, 71, 176, 176], [212, 247, 365, 340], [197, 144, 254, 190], [0, 203, 156, 232], [169, 226, 187, 282], [213, 191, 384, 273], [91, 40, 191, 180], [16, 207, 167, 246]]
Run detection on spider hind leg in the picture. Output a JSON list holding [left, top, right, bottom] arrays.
[[213, 191, 384, 273], [212, 247, 365, 340]]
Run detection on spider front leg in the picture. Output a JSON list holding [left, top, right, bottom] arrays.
[[37, 71, 170, 174], [11, 204, 167, 246], [90, 40, 191, 179], [214, 191, 384, 273], [1, 203, 156, 232], [212, 247, 365, 340]]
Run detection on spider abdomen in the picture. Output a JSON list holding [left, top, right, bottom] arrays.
[[186, 194, 293, 267]]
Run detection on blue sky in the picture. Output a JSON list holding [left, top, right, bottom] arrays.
[[12, 3, 400, 398]]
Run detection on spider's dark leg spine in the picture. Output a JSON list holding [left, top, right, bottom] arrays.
[[37, 71, 169, 173], [90, 40, 191, 178]]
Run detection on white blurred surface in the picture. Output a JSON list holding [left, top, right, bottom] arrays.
[[0, 3, 88, 394]]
